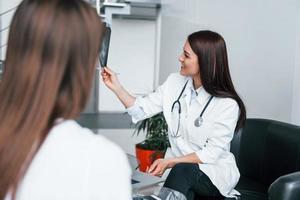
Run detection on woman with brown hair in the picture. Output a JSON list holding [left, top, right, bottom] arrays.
[[0, 0, 131, 199], [102, 30, 246, 199]]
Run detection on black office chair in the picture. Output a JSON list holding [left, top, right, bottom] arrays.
[[230, 118, 300, 200]]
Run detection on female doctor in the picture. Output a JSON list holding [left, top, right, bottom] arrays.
[[101, 30, 246, 199]]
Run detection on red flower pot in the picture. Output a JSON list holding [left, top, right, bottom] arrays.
[[135, 144, 165, 172]]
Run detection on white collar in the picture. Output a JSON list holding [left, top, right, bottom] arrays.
[[183, 77, 211, 105], [190, 84, 201, 96]]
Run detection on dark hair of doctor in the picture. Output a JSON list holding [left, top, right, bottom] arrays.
[[0, 0, 103, 199], [187, 30, 246, 131]]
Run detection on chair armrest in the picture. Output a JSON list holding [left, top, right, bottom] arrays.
[[268, 171, 300, 200]]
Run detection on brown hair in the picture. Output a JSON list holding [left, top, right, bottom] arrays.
[[0, 0, 103, 198], [188, 30, 246, 131]]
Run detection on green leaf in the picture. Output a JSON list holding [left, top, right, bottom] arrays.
[[133, 112, 170, 151]]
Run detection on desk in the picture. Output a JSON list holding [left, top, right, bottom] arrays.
[[133, 185, 186, 200]]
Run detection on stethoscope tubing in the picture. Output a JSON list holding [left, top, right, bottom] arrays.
[[170, 80, 213, 138]]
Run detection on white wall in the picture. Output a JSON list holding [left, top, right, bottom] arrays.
[[99, 18, 159, 112], [0, 0, 21, 60], [291, 1, 300, 125], [159, 0, 299, 124]]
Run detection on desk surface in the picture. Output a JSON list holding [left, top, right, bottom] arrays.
[[77, 112, 136, 129]]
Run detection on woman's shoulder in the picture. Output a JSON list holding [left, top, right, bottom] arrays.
[[211, 97, 239, 119], [214, 97, 239, 109], [13, 120, 131, 200]]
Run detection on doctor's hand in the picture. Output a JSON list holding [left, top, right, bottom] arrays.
[[101, 67, 122, 93], [148, 158, 176, 177]]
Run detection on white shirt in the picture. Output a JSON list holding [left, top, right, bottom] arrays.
[[6, 120, 132, 200], [126, 73, 240, 198]]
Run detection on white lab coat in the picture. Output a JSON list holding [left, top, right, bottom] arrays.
[[126, 73, 241, 198]]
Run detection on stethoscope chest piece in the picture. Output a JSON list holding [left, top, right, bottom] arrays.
[[194, 116, 203, 127]]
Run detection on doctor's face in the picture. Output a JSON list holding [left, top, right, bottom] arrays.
[[179, 41, 200, 77]]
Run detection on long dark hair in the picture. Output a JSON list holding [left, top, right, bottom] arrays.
[[188, 30, 246, 131], [0, 0, 103, 199]]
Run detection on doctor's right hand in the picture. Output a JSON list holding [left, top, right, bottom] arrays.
[[101, 67, 122, 93]]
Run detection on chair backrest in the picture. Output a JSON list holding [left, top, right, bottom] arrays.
[[230, 118, 300, 186]]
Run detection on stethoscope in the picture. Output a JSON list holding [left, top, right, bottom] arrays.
[[170, 80, 213, 138]]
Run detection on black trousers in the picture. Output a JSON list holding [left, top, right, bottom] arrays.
[[163, 163, 225, 200]]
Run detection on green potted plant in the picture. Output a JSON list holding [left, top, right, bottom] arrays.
[[134, 112, 170, 172]]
